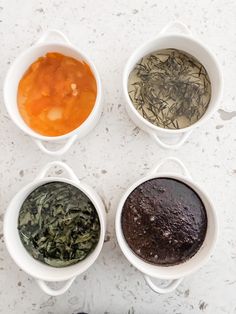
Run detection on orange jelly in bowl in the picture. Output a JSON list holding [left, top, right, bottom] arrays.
[[17, 52, 97, 137]]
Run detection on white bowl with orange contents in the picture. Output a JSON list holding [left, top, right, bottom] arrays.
[[4, 29, 102, 156]]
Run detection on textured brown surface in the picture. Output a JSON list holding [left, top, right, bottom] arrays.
[[121, 178, 207, 266]]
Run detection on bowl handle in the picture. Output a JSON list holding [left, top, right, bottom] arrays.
[[160, 21, 192, 36], [144, 275, 183, 294], [148, 130, 192, 150], [36, 29, 71, 45], [150, 156, 192, 179], [36, 277, 76, 296], [35, 160, 79, 182], [34, 134, 77, 156]]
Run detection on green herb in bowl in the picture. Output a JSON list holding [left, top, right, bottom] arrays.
[[128, 48, 211, 129], [18, 181, 100, 267]]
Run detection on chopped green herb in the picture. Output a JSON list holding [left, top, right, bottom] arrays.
[[18, 182, 100, 267], [128, 49, 211, 129]]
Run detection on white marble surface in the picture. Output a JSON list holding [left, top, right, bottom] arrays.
[[0, 0, 236, 313]]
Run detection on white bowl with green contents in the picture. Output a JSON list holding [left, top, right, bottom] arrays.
[[4, 161, 106, 296], [123, 21, 223, 149]]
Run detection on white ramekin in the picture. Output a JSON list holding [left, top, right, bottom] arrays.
[[123, 21, 223, 150], [4, 29, 102, 156], [4, 161, 106, 296], [115, 157, 218, 294]]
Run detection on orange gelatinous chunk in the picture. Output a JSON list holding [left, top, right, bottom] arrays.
[[17, 52, 97, 136]]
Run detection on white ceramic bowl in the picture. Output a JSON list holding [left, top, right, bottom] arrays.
[[4, 29, 102, 156], [116, 157, 218, 294], [4, 161, 106, 296], [123, 21, 223, 150]]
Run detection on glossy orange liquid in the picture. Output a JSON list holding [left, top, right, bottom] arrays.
[[17, 52, 97, 136]]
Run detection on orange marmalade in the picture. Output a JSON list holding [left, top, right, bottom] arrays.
[[17, 52, 97, 136]]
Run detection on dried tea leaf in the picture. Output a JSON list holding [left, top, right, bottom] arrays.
[[128, 49, 211, 129], [18, 182, 100, 267]]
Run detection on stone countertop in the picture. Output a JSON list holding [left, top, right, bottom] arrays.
[[0, 0, 236, 313]]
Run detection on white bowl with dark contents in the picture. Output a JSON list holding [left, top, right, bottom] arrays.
[[4, 161, 106, 296], [116, 157, 218, 294], [123, 21, 223, 149]]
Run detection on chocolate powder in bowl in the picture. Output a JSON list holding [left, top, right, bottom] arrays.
[[121, 178, 207, 266]]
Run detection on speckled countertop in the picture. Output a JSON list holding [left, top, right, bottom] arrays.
[[0, 0, 236, 313]]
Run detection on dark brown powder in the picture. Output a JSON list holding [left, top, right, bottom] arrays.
[[121, 178, 207, 266]]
